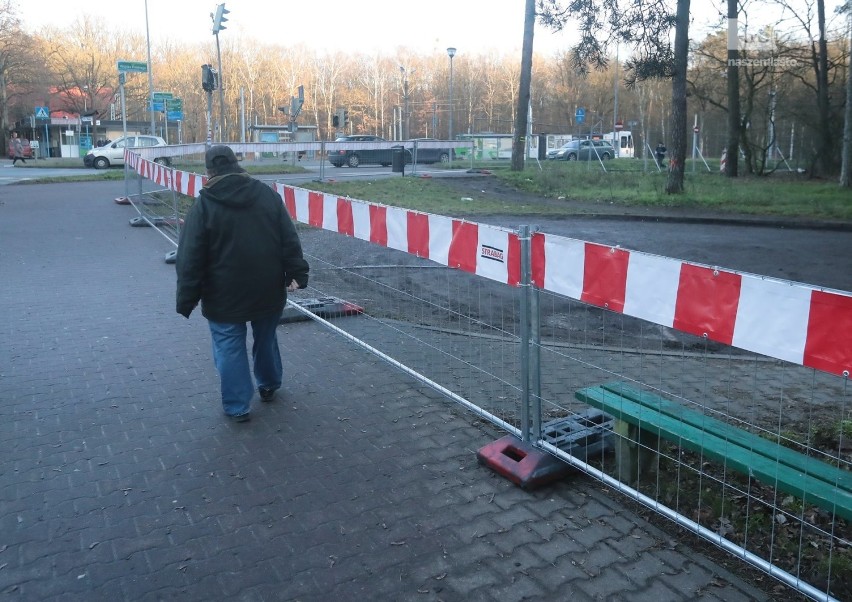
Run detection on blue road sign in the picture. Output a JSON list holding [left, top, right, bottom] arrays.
[[575, 107, 586, 125], [35, 106, 50, 120], [167, 111, 183, 121]]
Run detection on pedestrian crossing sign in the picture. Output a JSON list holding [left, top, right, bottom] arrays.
[[35, 106, 49, 120]]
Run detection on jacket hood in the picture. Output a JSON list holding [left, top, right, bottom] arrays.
[[201, 172, 257, 209]]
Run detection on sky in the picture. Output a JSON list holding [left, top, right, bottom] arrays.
[[13, 1, 848, 57], [14, 0, 720, 55]]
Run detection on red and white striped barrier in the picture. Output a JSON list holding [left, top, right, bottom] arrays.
[[126, 151, 207, 198], [275, 184, 522, 286], [122, 160, 852, 379], [532, 233, 852, 377], [274, 183, 852, 378]]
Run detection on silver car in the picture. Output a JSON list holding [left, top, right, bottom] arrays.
[[84, 135, 170, 169], [547, 139, 615, 161]]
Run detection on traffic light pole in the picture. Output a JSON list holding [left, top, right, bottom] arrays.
[[206, 89, 214, 147], [120, 72, 129, 201], [215, 33, 225, 142]]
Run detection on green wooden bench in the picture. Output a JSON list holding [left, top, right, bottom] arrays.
[[575, 381, 852, 522]]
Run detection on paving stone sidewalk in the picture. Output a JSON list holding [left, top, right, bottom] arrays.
[[0, 182, 772, 601]]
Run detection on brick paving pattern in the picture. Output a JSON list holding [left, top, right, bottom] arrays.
[[0, 182, 771, 601]]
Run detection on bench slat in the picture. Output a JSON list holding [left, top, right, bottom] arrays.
[[599, 381, 852, 495], [576, 386, 852, 521]]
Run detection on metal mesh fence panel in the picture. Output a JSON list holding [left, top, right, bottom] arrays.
[[292, 223, 525, 433], [533, 290, 851, 602], [122, 146, 851, 601]]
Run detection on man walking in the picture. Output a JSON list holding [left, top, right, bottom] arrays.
[[654, 141, 667, 170], [11, 132, 26, 165], [175, 145, 309, 422]]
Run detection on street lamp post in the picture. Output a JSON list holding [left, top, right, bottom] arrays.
[[82, 85, 90, 150], [447, 47, 456, 166], [144, 0, 155, 136], [399, 66, 409, 140]]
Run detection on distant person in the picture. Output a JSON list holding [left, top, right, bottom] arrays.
[[11, 132, 26, 166], [654, 141, 667, 169], [175, 145, 310, 423]]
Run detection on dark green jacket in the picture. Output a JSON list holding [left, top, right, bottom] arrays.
[[175, 172, 309, 322]]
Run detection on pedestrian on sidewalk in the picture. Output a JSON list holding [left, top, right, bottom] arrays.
[[11, 132, 26, 165], [175, 145, 309, 423]]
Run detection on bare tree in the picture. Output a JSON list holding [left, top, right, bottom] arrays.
[[14, 3, 844, 161], [726, 0, 740, 177], [667, 0, 690, 193], [537, 0, 692, 194], [0, 0, 41, 146], [841, 0, 851, 187], [511, 0, 536, 170], [816, 0, 833, 174], [770, 0, 840, 175]]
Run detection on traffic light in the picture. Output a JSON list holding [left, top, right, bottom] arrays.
[[343, 109, 349, 127], [333, 108, 345, 129], [201, 64, 217, 91], [212, 3, 229, 34]]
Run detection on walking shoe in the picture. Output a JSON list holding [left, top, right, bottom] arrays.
[[259, 387, 276, 402], [227, 412, 251, 423]]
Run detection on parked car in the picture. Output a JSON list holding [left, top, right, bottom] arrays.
[[406, 138, 452, 164], [7, 137, 33, 160], [329, 135, 396, 168], [547, 139, 615, 161], [83, 135, 170, 169]]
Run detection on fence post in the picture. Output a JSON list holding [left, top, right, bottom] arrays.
[[169, 166, 180, 240], [123, 161, 130, 204], [136, 161, 144, 205], [519, 224, 532, 442], [530, 233, 542, 442]]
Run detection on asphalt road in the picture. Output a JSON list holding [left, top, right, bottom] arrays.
[[491, 215, 852, 293]]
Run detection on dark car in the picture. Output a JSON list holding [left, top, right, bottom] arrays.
[[547, 139, 615, 161], [329, 135, 396, 168], [406, 138, 452, 164]]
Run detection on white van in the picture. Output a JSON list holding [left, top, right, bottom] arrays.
[[84, 135, 170, 169], [602, 131, 635, 158]]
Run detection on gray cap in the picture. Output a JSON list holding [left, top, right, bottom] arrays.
[[205, 145, 240, 170]]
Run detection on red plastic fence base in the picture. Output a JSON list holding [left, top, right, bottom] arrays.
[[279, 297, 364, 324], [477, 435, 573, 490]]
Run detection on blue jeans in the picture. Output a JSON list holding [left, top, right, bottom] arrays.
[[208, 313, 282, 417]]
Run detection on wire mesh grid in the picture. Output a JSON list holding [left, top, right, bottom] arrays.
[[292, 223, 526, 432], [292, 216, 851, 600], [533, 288, 851, 601], [121, 153, 851, 600], [124, 165, 185, 244]]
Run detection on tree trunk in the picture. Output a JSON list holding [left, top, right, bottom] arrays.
[[725, 0, 739, 177], [841, 7, 852, 187], [816, 0, 834, 176], [666, 0, 690, 194], [511, 0, 535, 171]]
